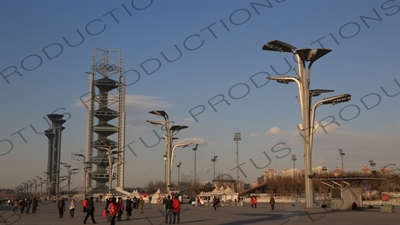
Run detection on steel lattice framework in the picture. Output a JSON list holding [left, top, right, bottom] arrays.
[[85, 48, 126, 194]]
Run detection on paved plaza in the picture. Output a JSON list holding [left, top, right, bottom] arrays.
[[1, 201, 399, 225]]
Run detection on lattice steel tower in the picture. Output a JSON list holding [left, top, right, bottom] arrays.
[[85, 48, 126, 194]]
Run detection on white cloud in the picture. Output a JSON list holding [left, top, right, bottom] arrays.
[[249, 133, 260, 138], [183, 117, 195, 122], [208, 141, 217, 146], [265, 127, 287, 136]]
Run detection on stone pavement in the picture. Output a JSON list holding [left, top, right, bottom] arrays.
[[1, 201, 399, 225]]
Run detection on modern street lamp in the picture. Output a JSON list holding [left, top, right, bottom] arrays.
[[171, 143, 192, 167], [99, 140, 123, 194], [74, 153, 89, 198], [110, 161, 127, 188], [36, 176, 43, 199], [339, 149, 345, 172], [263, 39, 351, 208], [177, 162, 182, 184], [369, 160, 376, 171], [211, 156, 218, 181], [192, 144, 199, 184], [163, 154, 167, 184], [233, 132, 241, 192], [61, 163, 79, 198], [147, 110, 189, 193], [292, 155, 297, 178]]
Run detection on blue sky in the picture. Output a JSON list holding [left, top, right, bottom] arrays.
[[1, 0, 399, 190]]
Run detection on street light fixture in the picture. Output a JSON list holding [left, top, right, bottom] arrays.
[[36, 176, 43, 199], [369, 160, 376, 171], [177, 162, 182, 184], [171, 143, 192, 167], [233, 132, 241, 192], [60, 163, 79, 198], [99, 142, 122, 194], [193, 144, 199, 184], [211, 156, 218, 181], [147, 110, 189, 193], [339, 149, 345, 172], [292, 155, 297, 178], [263, 39, 351, 208], [74, 153, 88, 198]]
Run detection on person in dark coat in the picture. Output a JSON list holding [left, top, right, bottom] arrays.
[[57, 197, 66, 218], [83, 197, 97, 224], [125, 197, 133, 220], [164, 195, 173, 224], [269, 196, 275, 210]]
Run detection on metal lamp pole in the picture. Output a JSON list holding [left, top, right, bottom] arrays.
[[74, 154, 87, 198], [36, 176, 43, 199], [163, 154, 167, 184], [339, 149, 345, 172], [292, 155, 297, 178], [233, 133, 241, 192], [193, 144, 198, 184], [211, 156, 218, 181], [177, 162, 182, 184], [369, 160, 376, 171], [263, 40, 351, 208], [147, 110, 188, 193]]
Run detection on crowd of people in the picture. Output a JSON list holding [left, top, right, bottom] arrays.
[[5, 194, 276, 224], [10, 197, 39, 214]]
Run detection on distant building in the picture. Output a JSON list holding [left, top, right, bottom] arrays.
[[361, 165, 372, 174], [331, 167, 343, 176], [280, 168, 301, 178], [264, 169, 277, 180], [313, 166, 329, 175]]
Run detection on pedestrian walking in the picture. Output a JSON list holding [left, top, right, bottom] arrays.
[[253, 197, 257, 208], [164, 195, 173, 224], [132, 196, 138, 209], [139, 197, 145, 214], [269, 196, 275, 210], [57, 197, 65, 218], [125, 197, 133, 220], [32, 198, 38, 214], [13, 199, 19, 212], [116, 197, 125, 221], [69, 199, 76, 218], [172, 196, 181, 224], [25, 198, 31, 214], [18, 199, 25, 214], [83, 197, 97, 224], [108, 197, 118, 225], [212, 196, 217, 211]]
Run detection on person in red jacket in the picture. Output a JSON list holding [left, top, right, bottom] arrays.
[[172, 196, 181, 224], [82, 198, 88, 212], [108, 197, 118, 225]]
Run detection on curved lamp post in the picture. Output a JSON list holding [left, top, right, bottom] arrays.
[[147, 110, 188, 193], [263, 39, 351, 208], [74, 153, 89, 198], [177, 162, 182, 184], [211, 156, 218, 181]]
